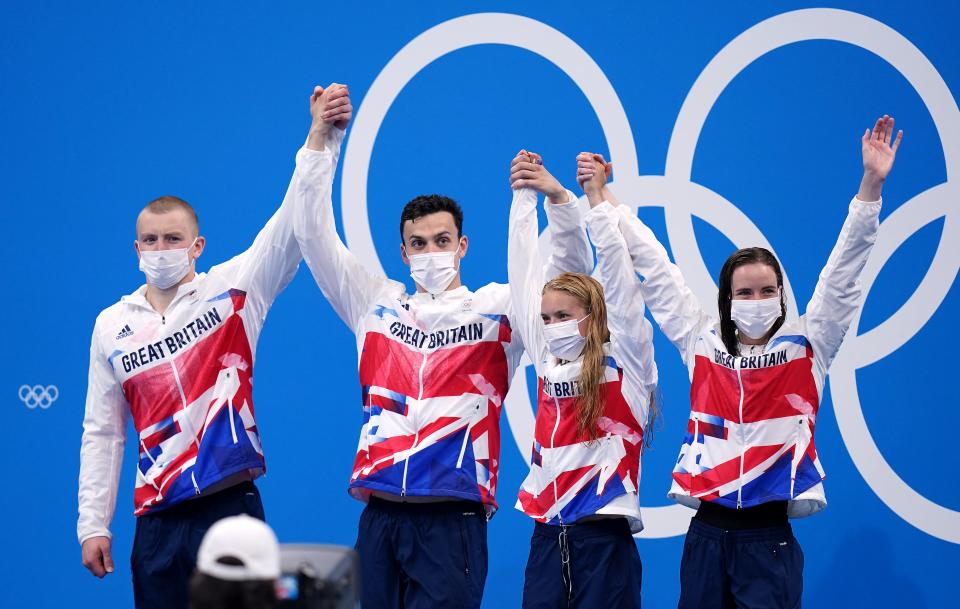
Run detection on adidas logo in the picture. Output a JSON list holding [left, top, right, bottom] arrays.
[[116, 324, 134, 340]]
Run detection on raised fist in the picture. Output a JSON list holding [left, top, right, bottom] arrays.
[[509, 149, 566, 204], [310, 83, 352, 131]]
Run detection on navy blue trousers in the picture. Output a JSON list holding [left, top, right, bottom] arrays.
[[131, 480, 265, 609], [678, 519, 804, 609], [522, 518, 642, 609], [356, 497, 488, 609]]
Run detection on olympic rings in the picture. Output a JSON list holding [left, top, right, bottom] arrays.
[[19, 384, 59, 410], [339, 10, 960, 542]]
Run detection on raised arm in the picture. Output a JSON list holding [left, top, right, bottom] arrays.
[[78, 319, 130, 578], [510, 150, 593, 278], [585, 197, 658, 409], [293, 84, 391, 331], [579, 155, 657, 403], [208, 89, 356, 325], [805, 115, 902, 368], [577, 152, 711, 368], [507, 152, 550, 374]]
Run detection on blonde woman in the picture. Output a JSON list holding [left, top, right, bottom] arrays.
[[507, 150, 658, 609]]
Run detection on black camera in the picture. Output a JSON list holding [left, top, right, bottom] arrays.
[[276, 544, 360, 609]]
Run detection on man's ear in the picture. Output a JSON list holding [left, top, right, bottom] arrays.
[[192, 236, 205, 261], [458, 235, 468, 260], [133, 240, 141, 259], [400, 242, 410, 266]]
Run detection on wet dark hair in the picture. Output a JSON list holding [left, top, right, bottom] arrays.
[[717, 247, 787, 355], [189, 568, 277, 609], [399, 194, 463, 242]]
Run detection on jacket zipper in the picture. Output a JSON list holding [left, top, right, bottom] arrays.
[[401, 351, 429, 496], [693, 415, 700, 473], [170, 362, 203, 495], [735, 364, 746, 509], [139, 310, 165, 484], [550, 393, 563, 523], [165, 295, 201, 494]]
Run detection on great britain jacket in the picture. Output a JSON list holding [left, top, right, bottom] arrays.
[[509, 194, 657, 533], [614, 196, 881, 518], [78, 144, 313, 544], [293, 132, 593, 514]]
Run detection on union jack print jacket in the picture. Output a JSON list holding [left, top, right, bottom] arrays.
[[509, 194, 657, 533], [78, 144, 314, 544], [615, 196, 881, 518], [293, 133, 592, 514]]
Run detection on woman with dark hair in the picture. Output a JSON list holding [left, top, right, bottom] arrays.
[[576, 115, 902, 609], [508, 150, 658, 608]]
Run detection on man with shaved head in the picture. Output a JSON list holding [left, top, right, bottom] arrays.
[[77, 83, 353, 609]]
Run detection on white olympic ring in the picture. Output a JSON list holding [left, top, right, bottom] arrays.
[[339, 10, 960, 542], [18, 384, 59, 410]]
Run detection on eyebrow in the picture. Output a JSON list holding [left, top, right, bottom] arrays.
[[408, 231, 452, 241], [139, 230, 186, 239]]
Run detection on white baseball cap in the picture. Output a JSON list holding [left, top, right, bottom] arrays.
[[196, 515, 281, 581]]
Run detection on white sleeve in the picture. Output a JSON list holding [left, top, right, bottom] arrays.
[[293, 130, 388, 331], [586, 202, 657, 413], [615, 205, 712, 369], [804, 196, 882, 369], [543, 189, 594, 279], [77, 318, 129, 545], [508, 187, 548, 376]]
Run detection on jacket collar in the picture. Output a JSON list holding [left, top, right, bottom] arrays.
[[121, 272, 208, 311], [408, 284, 470, 304]]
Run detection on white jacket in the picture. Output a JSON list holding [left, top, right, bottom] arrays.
[[509, 193, 657, 532], [77, 146, 310, 544], [292, 133, 593, 513], [614, 197, 881, 517]]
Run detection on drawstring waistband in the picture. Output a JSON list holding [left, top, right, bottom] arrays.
[[558, 524, 573, 604]]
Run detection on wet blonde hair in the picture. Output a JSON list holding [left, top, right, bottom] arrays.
[[542, 273, 610, 440]]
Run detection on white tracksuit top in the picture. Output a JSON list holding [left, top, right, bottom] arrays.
[[292, 132, 593, 514], [613, 196, 881, 517], [509, 193, 658, 533], [78, 144, 316, 544]]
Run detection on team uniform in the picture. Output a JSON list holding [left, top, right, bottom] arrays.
[[509, 193, 657, 609], [292, 130, 592, 609], [614, 196, 881, 609], [78, 146, 311, 609]]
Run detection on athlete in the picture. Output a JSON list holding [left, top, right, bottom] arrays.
[[77, 84, 353, 609], [508, 150, 658, 609], [292, 89, 593, 607], [575, 115, 903, 608]]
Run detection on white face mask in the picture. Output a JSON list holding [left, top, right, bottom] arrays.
[[138, 238, 197, 290], [730, 295, 782, 340], [543, 315, 589, 361], [408, 250, 459, 295]]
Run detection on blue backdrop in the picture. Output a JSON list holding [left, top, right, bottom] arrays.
[[2, 1, 957, 607]]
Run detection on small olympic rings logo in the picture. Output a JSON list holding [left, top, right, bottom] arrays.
[[19, 384, 59, 409]]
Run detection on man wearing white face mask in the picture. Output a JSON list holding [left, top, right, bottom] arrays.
[[576, 115, 903, 609], [77, 83, 353, 609], [294, 105, 593, 606]]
